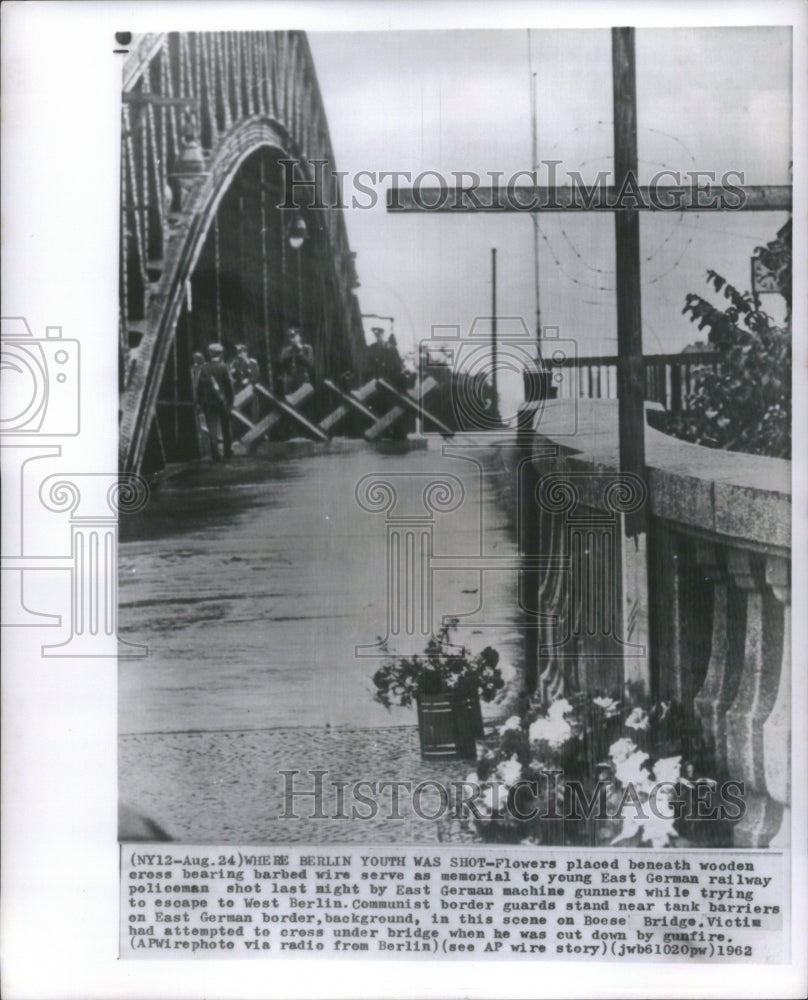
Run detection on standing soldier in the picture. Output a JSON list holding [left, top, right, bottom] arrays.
[[231, 343, 260, 392], [195, 343, 235, 461], [367, 326, 406, 389], [279, 327, 315, 397], [367, 326, 390, 380]]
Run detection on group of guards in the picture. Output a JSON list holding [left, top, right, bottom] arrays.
[[191, 325, 404, 461]]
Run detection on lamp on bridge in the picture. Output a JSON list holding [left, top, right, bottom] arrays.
[[287, 216, 308, 325], [175, 108, 206, 175], [287, 216, 308, 250]]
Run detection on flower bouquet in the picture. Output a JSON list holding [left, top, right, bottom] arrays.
[[458, 692, 728, 847], [371, 621, 505, 760], [371, 620, 505, 709]]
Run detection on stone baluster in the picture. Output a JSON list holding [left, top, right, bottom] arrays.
[[650, 523, 685, 703], [762, 554, 791, 847], [535, 471, 646, 699], [536, 500, 568, 704], [692, 541, 743, 776], [724, 548, 784, 847], [517, 407, 539, 694]]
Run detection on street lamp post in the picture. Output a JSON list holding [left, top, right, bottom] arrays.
[[490, 247, 500, 424]]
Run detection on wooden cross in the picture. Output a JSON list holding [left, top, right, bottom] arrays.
[[388, 27, 791, 696]]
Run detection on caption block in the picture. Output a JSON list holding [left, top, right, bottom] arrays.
[[121, 846, 785, 962]]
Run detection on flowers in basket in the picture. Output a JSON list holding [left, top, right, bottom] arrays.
[[371, 620, 505, 709], [458, 692, 726, 847]]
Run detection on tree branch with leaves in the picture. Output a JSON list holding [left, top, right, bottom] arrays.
[[668, 224, 791, 460]]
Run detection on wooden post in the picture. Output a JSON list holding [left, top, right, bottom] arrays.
[[517, 405, 540, 693], [612, 26, 645, 522], [491, 247, 500, 422], [612, 26, 651, 697], [528, 29, 542, 345]]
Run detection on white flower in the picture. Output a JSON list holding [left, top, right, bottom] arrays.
[[548, 720, 573, 748], [547, 697, 573, 721], [529, 715, 572, 749], [499, 715, 522, 734], [613, 749, 651, 790], [593, 696, 621, 717], [640, 814, 678, 848], [625, 707, 650, 731], [611, 816, 642, 844], [609, 737, 637, 764], [652, 755, 682, 785], [496, 755, 523, 788]]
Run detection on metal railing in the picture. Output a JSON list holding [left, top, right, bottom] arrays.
[[555, 351, 718, 412]]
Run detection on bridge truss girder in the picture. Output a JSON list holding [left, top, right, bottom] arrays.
[[119, 32, 365, 474]]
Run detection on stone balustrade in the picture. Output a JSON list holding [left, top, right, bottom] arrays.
[[521, 398, 790, 848]]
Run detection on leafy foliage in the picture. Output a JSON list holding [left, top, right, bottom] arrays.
[[371, 620, 504, 709], [668, 225, 791, 459]]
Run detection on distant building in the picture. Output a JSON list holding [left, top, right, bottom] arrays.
[[680, 340, 716, 355]]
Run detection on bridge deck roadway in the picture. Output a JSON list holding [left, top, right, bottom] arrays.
[[118, 438, 523, 843]]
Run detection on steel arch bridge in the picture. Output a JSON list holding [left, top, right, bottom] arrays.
[[118, 31, 366, 475]]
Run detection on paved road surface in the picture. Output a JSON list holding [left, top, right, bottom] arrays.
[[119, 439, 523, 842]]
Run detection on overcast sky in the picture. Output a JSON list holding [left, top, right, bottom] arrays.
[[309, 26, 791, 394]]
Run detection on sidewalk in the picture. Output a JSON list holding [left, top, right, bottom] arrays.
[[120, 724, 481, 844]]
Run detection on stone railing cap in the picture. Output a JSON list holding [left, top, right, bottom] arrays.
[[532, 398, 790, 551]]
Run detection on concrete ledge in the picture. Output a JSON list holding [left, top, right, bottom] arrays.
[[531, 399, 790, 553]]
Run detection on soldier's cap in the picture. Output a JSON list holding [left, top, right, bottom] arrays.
[[285, 327, 301, 338], [371, 326, 385, 336], [208, 343, 224, 356], [235, 343, 247, 352]]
